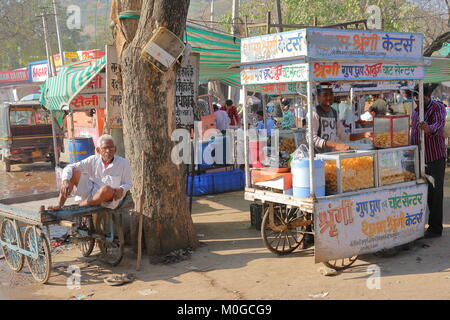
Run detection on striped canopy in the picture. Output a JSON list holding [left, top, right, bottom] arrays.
[[185, 24, 241, 87], [425, 57, 450, 84], [40, 56, 106, 111]]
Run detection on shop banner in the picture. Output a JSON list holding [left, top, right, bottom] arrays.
[[314, 183, 428, 263], [307, 28, 423, 60], [311, 61, 424, 81], [29, 61, 49, 82], [175, 53, 199, 128], [0, 69, 29, 84], [241, 29, 307, 63], [53, 52, 79, 68], [70, 73, 106, 109], [241, 62, 309, 85], [246, 83, 305, 95], [106, 45, 123, 129], [78, 50, 106, 61]]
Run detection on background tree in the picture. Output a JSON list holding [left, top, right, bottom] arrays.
[[111, 0, 198, 257]]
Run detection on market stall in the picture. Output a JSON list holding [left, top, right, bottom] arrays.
[[240, 27, 430, 269]]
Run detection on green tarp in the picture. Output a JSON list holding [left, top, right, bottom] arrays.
[[425, 57, 450, 84], [185, 24, 241, 87], [39, 56, 106, 111]]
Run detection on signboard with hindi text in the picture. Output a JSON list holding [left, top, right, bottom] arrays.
[[69, 73, 106, 110], [307, 28, 423, 60], [241, 28, 424, 64], [106, 45, 123, 129], [311, 61, 424, 81], [241, 29, 307, 64], [175, 53, 199, 128], [241, 62, 309, 85], [314, 183, 428, 263]]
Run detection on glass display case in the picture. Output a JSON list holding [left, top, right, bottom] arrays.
[[317, 150, 377, 194], [377, 146, 419, 186], [373, 115, 409, 148], [278, 129, 297, 154]]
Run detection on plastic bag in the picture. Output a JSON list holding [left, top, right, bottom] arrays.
[[292, 144, 309, 160]]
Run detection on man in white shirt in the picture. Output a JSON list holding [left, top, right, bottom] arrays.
[[214, 104, 230, 133], [49, 134, 132, 210]]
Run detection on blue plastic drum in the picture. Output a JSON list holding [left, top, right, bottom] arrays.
[[68, 137, 95, 163], [291, 159, 326, 198]]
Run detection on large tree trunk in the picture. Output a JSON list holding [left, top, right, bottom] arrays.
[[112, 0, 198, 257]]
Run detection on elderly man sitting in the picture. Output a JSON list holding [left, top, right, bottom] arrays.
[[49, 134, 131, 211]]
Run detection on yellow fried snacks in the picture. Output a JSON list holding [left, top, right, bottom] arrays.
[[380, 169, 416, 185], [324, 156, 375, 193], [280, 138, 296, 154], [373, 131, 408, 148]]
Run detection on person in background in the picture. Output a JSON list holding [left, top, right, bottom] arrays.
[[331, 96, 340, 114], [221, 99, 240, 127], [256, 110, 275, 137], [213, 104, 230, 134], [338, 96, 351, 126], [371, 94, 388, 115], [410, 84, 447, 238], [360, 106, 376, 122], [280, 98, 294, 129]]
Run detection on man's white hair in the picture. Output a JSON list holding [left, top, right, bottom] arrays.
[[97, 134, 115, 147]]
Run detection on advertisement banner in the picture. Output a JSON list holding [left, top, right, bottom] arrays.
[[241, 62, 309, 85], [241, 29, 307, 64], [53, 52, 79, 68], [28, 61, 49, 82], [314, 183, 428, 263], [78, 50, 106, 61], [311, 61, 424, 81], [307, 28, 423, 60], [0, 69, 29, 84], [69, 73, 106, 109], [246, 83, 305, 95]]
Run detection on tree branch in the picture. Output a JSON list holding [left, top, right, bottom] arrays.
[[423, 31, 450, 57]]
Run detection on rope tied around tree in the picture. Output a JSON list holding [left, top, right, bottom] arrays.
[[119, 10, 141, 21]]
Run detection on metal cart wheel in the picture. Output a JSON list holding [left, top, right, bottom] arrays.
[[261, 203, 309, 255], [95, 212, 124, 267], [23, 226, 52, 284], [323, 256, 358, 271], [74, 216, 95, 257], [0, 219, 24, 272]]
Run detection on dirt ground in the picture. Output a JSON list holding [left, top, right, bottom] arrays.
[[1, 179, 450, 300]]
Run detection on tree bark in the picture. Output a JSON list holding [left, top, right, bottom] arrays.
[[113, 0, 198, 257]]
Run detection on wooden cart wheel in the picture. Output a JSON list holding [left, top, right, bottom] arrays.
[[261, 204, 306, 255], [75, 216, 95, 257], [0, 219, 24, 272], [23, 226, 51, 284], [323, 256, 358, 271], [95, 212, 124, 267]]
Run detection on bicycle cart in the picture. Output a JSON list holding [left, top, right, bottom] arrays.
[[239, 27, 430, 271], [0, 195, 127, 284]]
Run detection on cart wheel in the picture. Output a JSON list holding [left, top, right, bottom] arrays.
[[23, 226, 51, 284], [95, 212, 124, 267], [323, 256, 358, 271], [261, 204, 305, 255], [75, 216, 95, 257], [0, 219, 24, 272]]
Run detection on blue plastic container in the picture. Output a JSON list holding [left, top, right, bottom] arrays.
[[291, 159, 325, 197], [208, 135, 229, 165], [195, 141, 213, 170], [68, 137, 95, 163], [187, 170, 245, 196]]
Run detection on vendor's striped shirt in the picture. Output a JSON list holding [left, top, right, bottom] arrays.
[[410, 99, 447, 164]]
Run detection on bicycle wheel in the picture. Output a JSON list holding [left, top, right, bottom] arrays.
[[323, 256, 358, 271], [95, 212, 124, 267], [0, 219, 24, 272], [23, 226, 52, 284], [75, 216, 95, 257]]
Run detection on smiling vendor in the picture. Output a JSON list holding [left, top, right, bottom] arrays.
[[308, 83, 372, 153]]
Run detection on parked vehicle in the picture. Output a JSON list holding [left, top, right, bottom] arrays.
[[0, 101, 62, 172]]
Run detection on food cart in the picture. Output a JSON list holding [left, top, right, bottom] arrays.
[[240, 28, 430, 270]]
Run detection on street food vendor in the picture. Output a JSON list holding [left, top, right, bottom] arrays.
[[280, 98, 295, 129], [308, 83, 372, 153]]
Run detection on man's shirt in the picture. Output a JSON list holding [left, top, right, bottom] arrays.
[[62, 154, 132, 193], [214, 110, 230, 131], [411, 99, 447, 163], [221, 105, 240, 126], [307, 105, 349, 153]]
